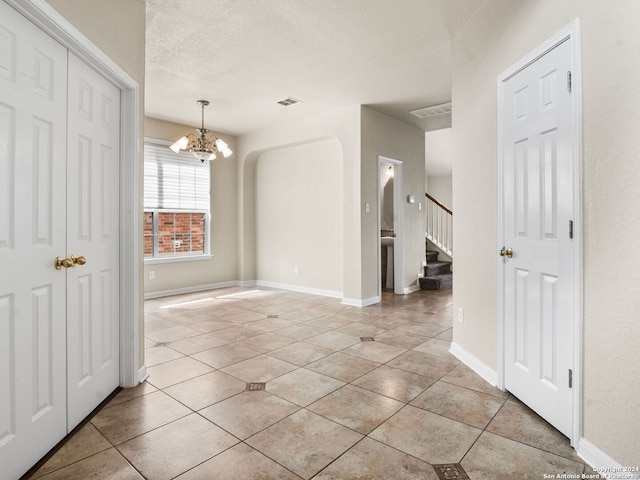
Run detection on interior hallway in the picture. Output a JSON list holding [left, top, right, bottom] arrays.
[[28, 287, 600, 479]]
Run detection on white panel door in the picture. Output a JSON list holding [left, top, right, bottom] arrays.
[[501, 39, 575, 437], [0, 3, 68, 478], [66, 53, 120, 429]]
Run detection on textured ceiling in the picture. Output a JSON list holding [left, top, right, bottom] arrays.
[[145, 0, 484, 136]]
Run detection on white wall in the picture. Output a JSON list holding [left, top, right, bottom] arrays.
[[425, 128, 452, 207], [452, 0, 640, 466], [256, 140, 343, 294], [425, 127, 453, 176], [425, 128, 453, 261], [143, 117, 238, 295], [426, 175, 452, 210]]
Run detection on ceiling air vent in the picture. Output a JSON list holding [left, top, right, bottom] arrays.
[[410, 102, 452, 119], [276, 97, 301, 106]]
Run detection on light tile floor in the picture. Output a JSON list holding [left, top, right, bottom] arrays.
[[29, 287, 601, 479]]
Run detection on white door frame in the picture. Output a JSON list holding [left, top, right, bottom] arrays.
[[6, 0, 143, 387], [496, 19, 582, 445], [377, 156, 404, 296]]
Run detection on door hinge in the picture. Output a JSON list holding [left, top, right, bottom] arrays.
[[567, 71, 572, 93], [569, 369, 573, 388], [569, 220, 574, 239]]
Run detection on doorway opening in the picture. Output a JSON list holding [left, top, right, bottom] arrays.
[[378, 156, 404, 296]]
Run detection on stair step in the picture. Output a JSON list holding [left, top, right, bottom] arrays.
[[425, 251, 439, 262], [424, 261, 451, 276], [419, 273, 453, 291], [423, 250, 453, 290]]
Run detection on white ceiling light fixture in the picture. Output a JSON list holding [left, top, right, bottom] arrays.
[[170, 100, 233, 162]]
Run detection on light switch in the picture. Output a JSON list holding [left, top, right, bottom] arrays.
[[365, 202, 370, 213]]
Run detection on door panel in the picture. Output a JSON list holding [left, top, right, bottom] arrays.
[[66, 53, 120, 429], [502, 38, 574, 437], [0, 2, 68, 478]]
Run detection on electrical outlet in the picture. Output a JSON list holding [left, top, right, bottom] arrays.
[[149, 271, 155, 280], [294, 265, 299, 275], [457, 307, 464, 323]]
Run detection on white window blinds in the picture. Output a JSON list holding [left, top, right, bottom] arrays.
[[144, 141, 210, 210]]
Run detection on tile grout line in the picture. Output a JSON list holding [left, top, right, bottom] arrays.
[[456, 392, 589, 471], [47, 287, 590, 478], [146, 294, 461, 477], [307, 435, 371, 479]]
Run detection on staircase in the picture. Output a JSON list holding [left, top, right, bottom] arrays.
[[421, 192, 452, 290], [419, 250, 452, 290], [425, 193, 452, 257]]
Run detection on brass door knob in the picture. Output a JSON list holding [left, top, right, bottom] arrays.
[[70, 255, 87, 266], [55, 256, 74, 270], [499, 247, 513, 258]]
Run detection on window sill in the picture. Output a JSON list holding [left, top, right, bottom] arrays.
[[144, 254, 213, 265]]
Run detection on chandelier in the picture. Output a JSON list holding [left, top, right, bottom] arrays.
[[170, 100, 233, 162]]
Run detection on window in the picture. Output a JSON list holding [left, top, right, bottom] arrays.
[[144, 139, 211, 261]]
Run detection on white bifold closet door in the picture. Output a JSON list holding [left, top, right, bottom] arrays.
[[0, 2, 120, 478], [65, 51, 120, 430]]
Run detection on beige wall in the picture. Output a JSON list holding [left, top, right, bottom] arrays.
[[46, 0, 145, 87], [237, 106, 424, 302], [237, 106, 363, 300], [256, 140, 343, 293], [144, 117, 238, 294], [452, 0, 640, 466], [144, 105, 424, 305], [361, 107, 426, 297]]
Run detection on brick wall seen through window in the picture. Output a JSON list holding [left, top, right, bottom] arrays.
[[143, 212, 153, 257], [144, 211, 206, 257]]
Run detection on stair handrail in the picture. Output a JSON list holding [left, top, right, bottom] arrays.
[[425, 193, 452, 215], [425, 192, 453, 257]]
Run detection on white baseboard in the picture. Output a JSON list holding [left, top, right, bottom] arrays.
[[144, 281, 240, 299], [254, 280, 342, 299], [137, 366, 148, 384], [342, 296, 380, 307], [450, 345, 636, 479], [404, 284, 420, 294], [449, 342, 499, 387], [144, 279, 388, 310], [577, 438, 640, 479]]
